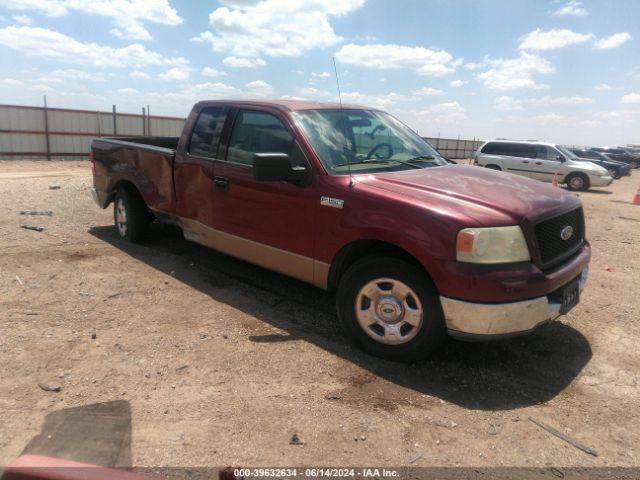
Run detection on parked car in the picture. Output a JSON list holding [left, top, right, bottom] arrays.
[[569, 148, 631, 178], [590, 147, 639, 168], [475, 140, 612, 191], [91, 100, 590, 360]]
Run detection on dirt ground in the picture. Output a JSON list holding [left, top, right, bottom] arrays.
[[1, 160, 639, 470]]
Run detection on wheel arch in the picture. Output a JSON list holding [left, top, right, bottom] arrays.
[[326, 239, 436, 292]]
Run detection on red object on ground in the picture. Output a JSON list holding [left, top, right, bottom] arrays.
[[1, 455, 162, 480], [632, 185, 640, 205]]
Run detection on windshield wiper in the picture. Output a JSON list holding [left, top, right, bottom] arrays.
[[336, 158, 423, 169], [406, 155, 436, 163]]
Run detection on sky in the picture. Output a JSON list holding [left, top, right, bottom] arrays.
[[0, 0, 639, 145]]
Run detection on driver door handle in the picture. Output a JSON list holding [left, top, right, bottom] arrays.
[[522, 160, 529, 163], [535, 161, 542, 165], [214, 176, 229, 191]]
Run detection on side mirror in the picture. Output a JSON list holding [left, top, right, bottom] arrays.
[[253, 153, 309, 184], [556, 155, 566, 162]]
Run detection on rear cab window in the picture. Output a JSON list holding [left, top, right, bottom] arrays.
[[189, 106, 229, 158]]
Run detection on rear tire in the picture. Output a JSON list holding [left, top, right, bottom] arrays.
[[485, 164, 502, 171], [114, 187, 152, 243], [565, 172, 589, 191], [336, 257, 447, 361]]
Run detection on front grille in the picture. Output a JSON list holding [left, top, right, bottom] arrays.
[[534, 207, 584, 267]]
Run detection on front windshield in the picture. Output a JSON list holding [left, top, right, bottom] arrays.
[[556, 145, 581, 160], [294, 109, 448, 175]]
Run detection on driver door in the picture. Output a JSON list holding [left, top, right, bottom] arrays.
[[528, 145, 563, 182], [210, 108, 318, 281]]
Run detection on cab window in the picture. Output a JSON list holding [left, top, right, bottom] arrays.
[[226, 110, 294, 166], [188, 106, 228, 158]]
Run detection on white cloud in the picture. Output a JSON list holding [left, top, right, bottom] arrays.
[[531, 113, 572, 124], [413, 87, 443, 96], [0, 26, 189, 69], [593, 32, 632, 50], [222, 56, 266, 68], [552, 1, 588, 16], [450, 79, 465, 88], [201, 67, 227, 77], [1, 0, 183, 41], [621, 93, 640, 104], [475, 52, 554, 91], [193, 0, 364, 67], [494, 96, 523, 111], [519, 28, 593, 51], [335, 43, 458, 76], [245, 79, 273, 96], [311, 71, 331, 78], [416, 101, 467, 123], [12, 14, 33, 25], [296, 87, 332, 99], [526, 95, 595, 105], [48, 68, 104, 82], [159, 66, 190, 82], [595, 83, 612, 91], [0, 78, 23, 86], [129, 70, 150, 80], [339, 91, 413, 109]]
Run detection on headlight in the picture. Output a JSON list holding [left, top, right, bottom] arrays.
[[456, 226, 530, 264]]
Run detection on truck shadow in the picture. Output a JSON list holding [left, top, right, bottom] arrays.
[[89, 224, 592, 411]]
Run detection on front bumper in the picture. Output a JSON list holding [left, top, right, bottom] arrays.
[[589, 175, 613, 187], [442, 267, 588, 339]]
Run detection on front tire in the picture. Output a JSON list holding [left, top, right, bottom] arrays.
[[565, 172, 589, 191], [336, 257, 446, 361], [114, 187, 152, 243], [608, 168, 621, 180]]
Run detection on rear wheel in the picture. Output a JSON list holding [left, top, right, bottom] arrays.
[[336, 257, 446, 361], [114, 187, 152, 243], [565, 172, 589, 191], [485, 164, 501, 171]]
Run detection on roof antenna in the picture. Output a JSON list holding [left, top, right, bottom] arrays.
[[333, 56, 353, 187]]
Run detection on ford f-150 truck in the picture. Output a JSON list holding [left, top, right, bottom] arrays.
[[91, 100, 590, 361]]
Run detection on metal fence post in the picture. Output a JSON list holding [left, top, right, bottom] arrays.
[[112, 105, 117, 135], [43, 96, 51, 161], [142, 107, 146, 135], [455, 135, 460, 159], [147, 104, 151, 136]]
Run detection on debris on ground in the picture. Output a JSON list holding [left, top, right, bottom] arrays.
[[325, 394, 341, 400], [49, 185, 61, 190], [21, 225, 44, 232], [38, 383, 61, 393], [290, 434, 305, 445], [90, 329, 97, 339], [19, 211, 53, 216], [486, 424, 498, 436], [603, 265, 614, 272], [15, 275, 24, 287], [528, 417, 598, 457], [409, 452, 423, 464], [175, 365, 189, 372]]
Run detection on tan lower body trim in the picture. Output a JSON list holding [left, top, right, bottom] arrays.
[[179, 217, 330, 289]]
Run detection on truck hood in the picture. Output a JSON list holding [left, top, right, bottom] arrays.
[[356, 165, 580, 227]]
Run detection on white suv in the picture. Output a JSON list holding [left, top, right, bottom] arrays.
[[475, 140, 613, 191]]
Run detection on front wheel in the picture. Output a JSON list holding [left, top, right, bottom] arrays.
[[608, 168, 621, 180], [565, 172, 589, 191], [336, 257, 447, 361]]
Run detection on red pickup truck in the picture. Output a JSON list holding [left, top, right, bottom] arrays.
[[91, 100, 590, 360]]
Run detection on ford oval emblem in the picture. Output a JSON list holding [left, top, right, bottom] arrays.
[[560, 225, 574, 241]]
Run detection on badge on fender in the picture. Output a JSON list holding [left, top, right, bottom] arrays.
[[320, 196, 344, 209]]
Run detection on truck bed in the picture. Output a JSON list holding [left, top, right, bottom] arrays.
[[91, 136, 179, 212]]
